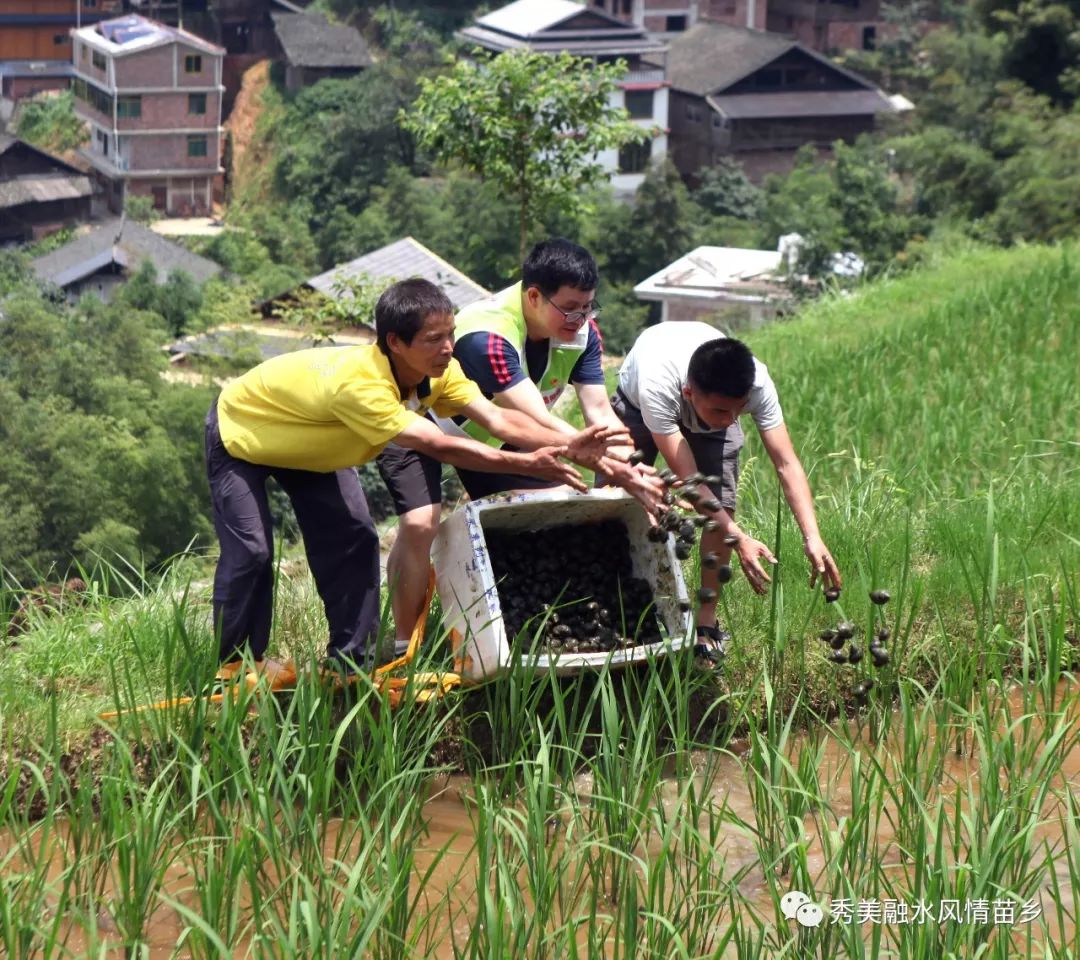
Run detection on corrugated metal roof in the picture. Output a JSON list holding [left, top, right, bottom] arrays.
[[270, 11, 373, 69], [31, 218, 222, 289], [477, 0, 585, 37], [0, 175, 93, 209], [306, 237, 489, 312], [710, 88, 895, 119], [635, 246, 783, 304], [459, 0, 665, 55]]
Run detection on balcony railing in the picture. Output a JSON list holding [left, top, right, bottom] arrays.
[[621, 68, 666, 85]]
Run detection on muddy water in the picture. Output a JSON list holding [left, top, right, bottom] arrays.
[[4, 683, 1078, 956]]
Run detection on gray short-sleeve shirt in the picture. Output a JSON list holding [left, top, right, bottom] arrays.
[[618, 321, 783, 436]]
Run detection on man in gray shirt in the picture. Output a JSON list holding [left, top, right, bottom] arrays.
[[613, 321, 841, 664]]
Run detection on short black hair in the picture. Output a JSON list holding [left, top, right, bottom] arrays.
[[687, 337, 757, 398], [522, 238, 598, 297], [375, 278, 454, 354]]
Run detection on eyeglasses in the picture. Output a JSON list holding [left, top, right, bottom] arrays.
[[541, 293, 601, 325]]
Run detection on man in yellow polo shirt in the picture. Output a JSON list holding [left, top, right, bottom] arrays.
[[207, 278, 626, 678]]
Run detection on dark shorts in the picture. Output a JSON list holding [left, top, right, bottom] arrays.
[[609, 389, 743, 511], [376, 442, 559, 515]]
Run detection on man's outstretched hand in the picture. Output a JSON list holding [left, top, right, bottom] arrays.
[[598, 458, 665, 516], [527, 446, 588, 492], [565, 423, 632, 471], [804, 535, 841, 591], [733, 535, 778, 596]]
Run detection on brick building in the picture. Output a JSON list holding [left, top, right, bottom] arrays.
[[70, 15, 224, 216], [458, 0, 669, 194], [594, 0, 941, 53], [666, 21, 901, 182]]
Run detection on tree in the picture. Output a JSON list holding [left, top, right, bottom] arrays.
[[402, 49, 651, 259], [693, 157, 763, 221], [973, 0, 1080, 105], [15, 91, 87, 154]]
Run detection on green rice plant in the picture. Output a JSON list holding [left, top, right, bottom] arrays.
[[167, 831, 255, 958], [101, 757, 186, 957]]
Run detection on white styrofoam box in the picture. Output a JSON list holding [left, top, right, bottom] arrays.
[[431, 488, 695, 681]]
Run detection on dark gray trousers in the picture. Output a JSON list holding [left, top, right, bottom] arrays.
[[205, 404, 380, 666]]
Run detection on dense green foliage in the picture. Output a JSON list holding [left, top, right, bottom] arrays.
[[0, 275, 215, 581], [14, 91, 87, 154]]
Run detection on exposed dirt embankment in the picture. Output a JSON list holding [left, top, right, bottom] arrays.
[[223, 59, 278, 208]]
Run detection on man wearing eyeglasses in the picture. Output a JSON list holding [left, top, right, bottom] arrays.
[[377, 238, 663, 651]]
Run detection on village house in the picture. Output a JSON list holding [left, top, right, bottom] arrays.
[[0, 134, 97, 244], [30, 216, 221, 301], [665, 20, 903, 182], [263, 236, 490, 322], [270, 9, 373, 93], [634, 243, 788, 328], [591, 0, 942, 53], [69, 14, 224, 217], [457, 0, 669, 194]]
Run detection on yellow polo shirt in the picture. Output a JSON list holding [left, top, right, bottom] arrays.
[[217, 345, 481, 472]]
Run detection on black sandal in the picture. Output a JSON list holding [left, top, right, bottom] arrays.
[[693, 623, 730, 669]]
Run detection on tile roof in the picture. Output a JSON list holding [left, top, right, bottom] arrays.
[[31, 218, 222, 288], [0, 175, 93, 209], [709, 88, 894, 119], [270, 11, 373, 69], [666, 22, 795, 96], [306, 237, 489, 312]]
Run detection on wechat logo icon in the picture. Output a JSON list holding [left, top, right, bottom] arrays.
[[781, 891, 825, 928]]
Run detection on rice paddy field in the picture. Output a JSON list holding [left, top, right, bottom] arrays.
[[1, 242, 1078, 957]]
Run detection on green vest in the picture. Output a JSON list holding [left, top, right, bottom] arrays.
[[433, 282, 587, 448]]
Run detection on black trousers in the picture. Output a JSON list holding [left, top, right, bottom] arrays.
[[205, 405, 381, 666]]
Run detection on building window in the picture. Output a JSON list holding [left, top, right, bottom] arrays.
[[624, 89, 654, 119], [184, 55, 203, 74], [74, 78, 113, 116], [116, 96, 141, 118], [187, 135, 208, 158], [618, 139, 651, 174], [96, 128, 109, 157], [53, 34, 68, 46], [862, 25, 876, 50], [84, 0, 97, 7], [92, 50, 106, 71], [621, 0, 631, 12], [666, 15, 687, 31], [188, 93, 207, 115]]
